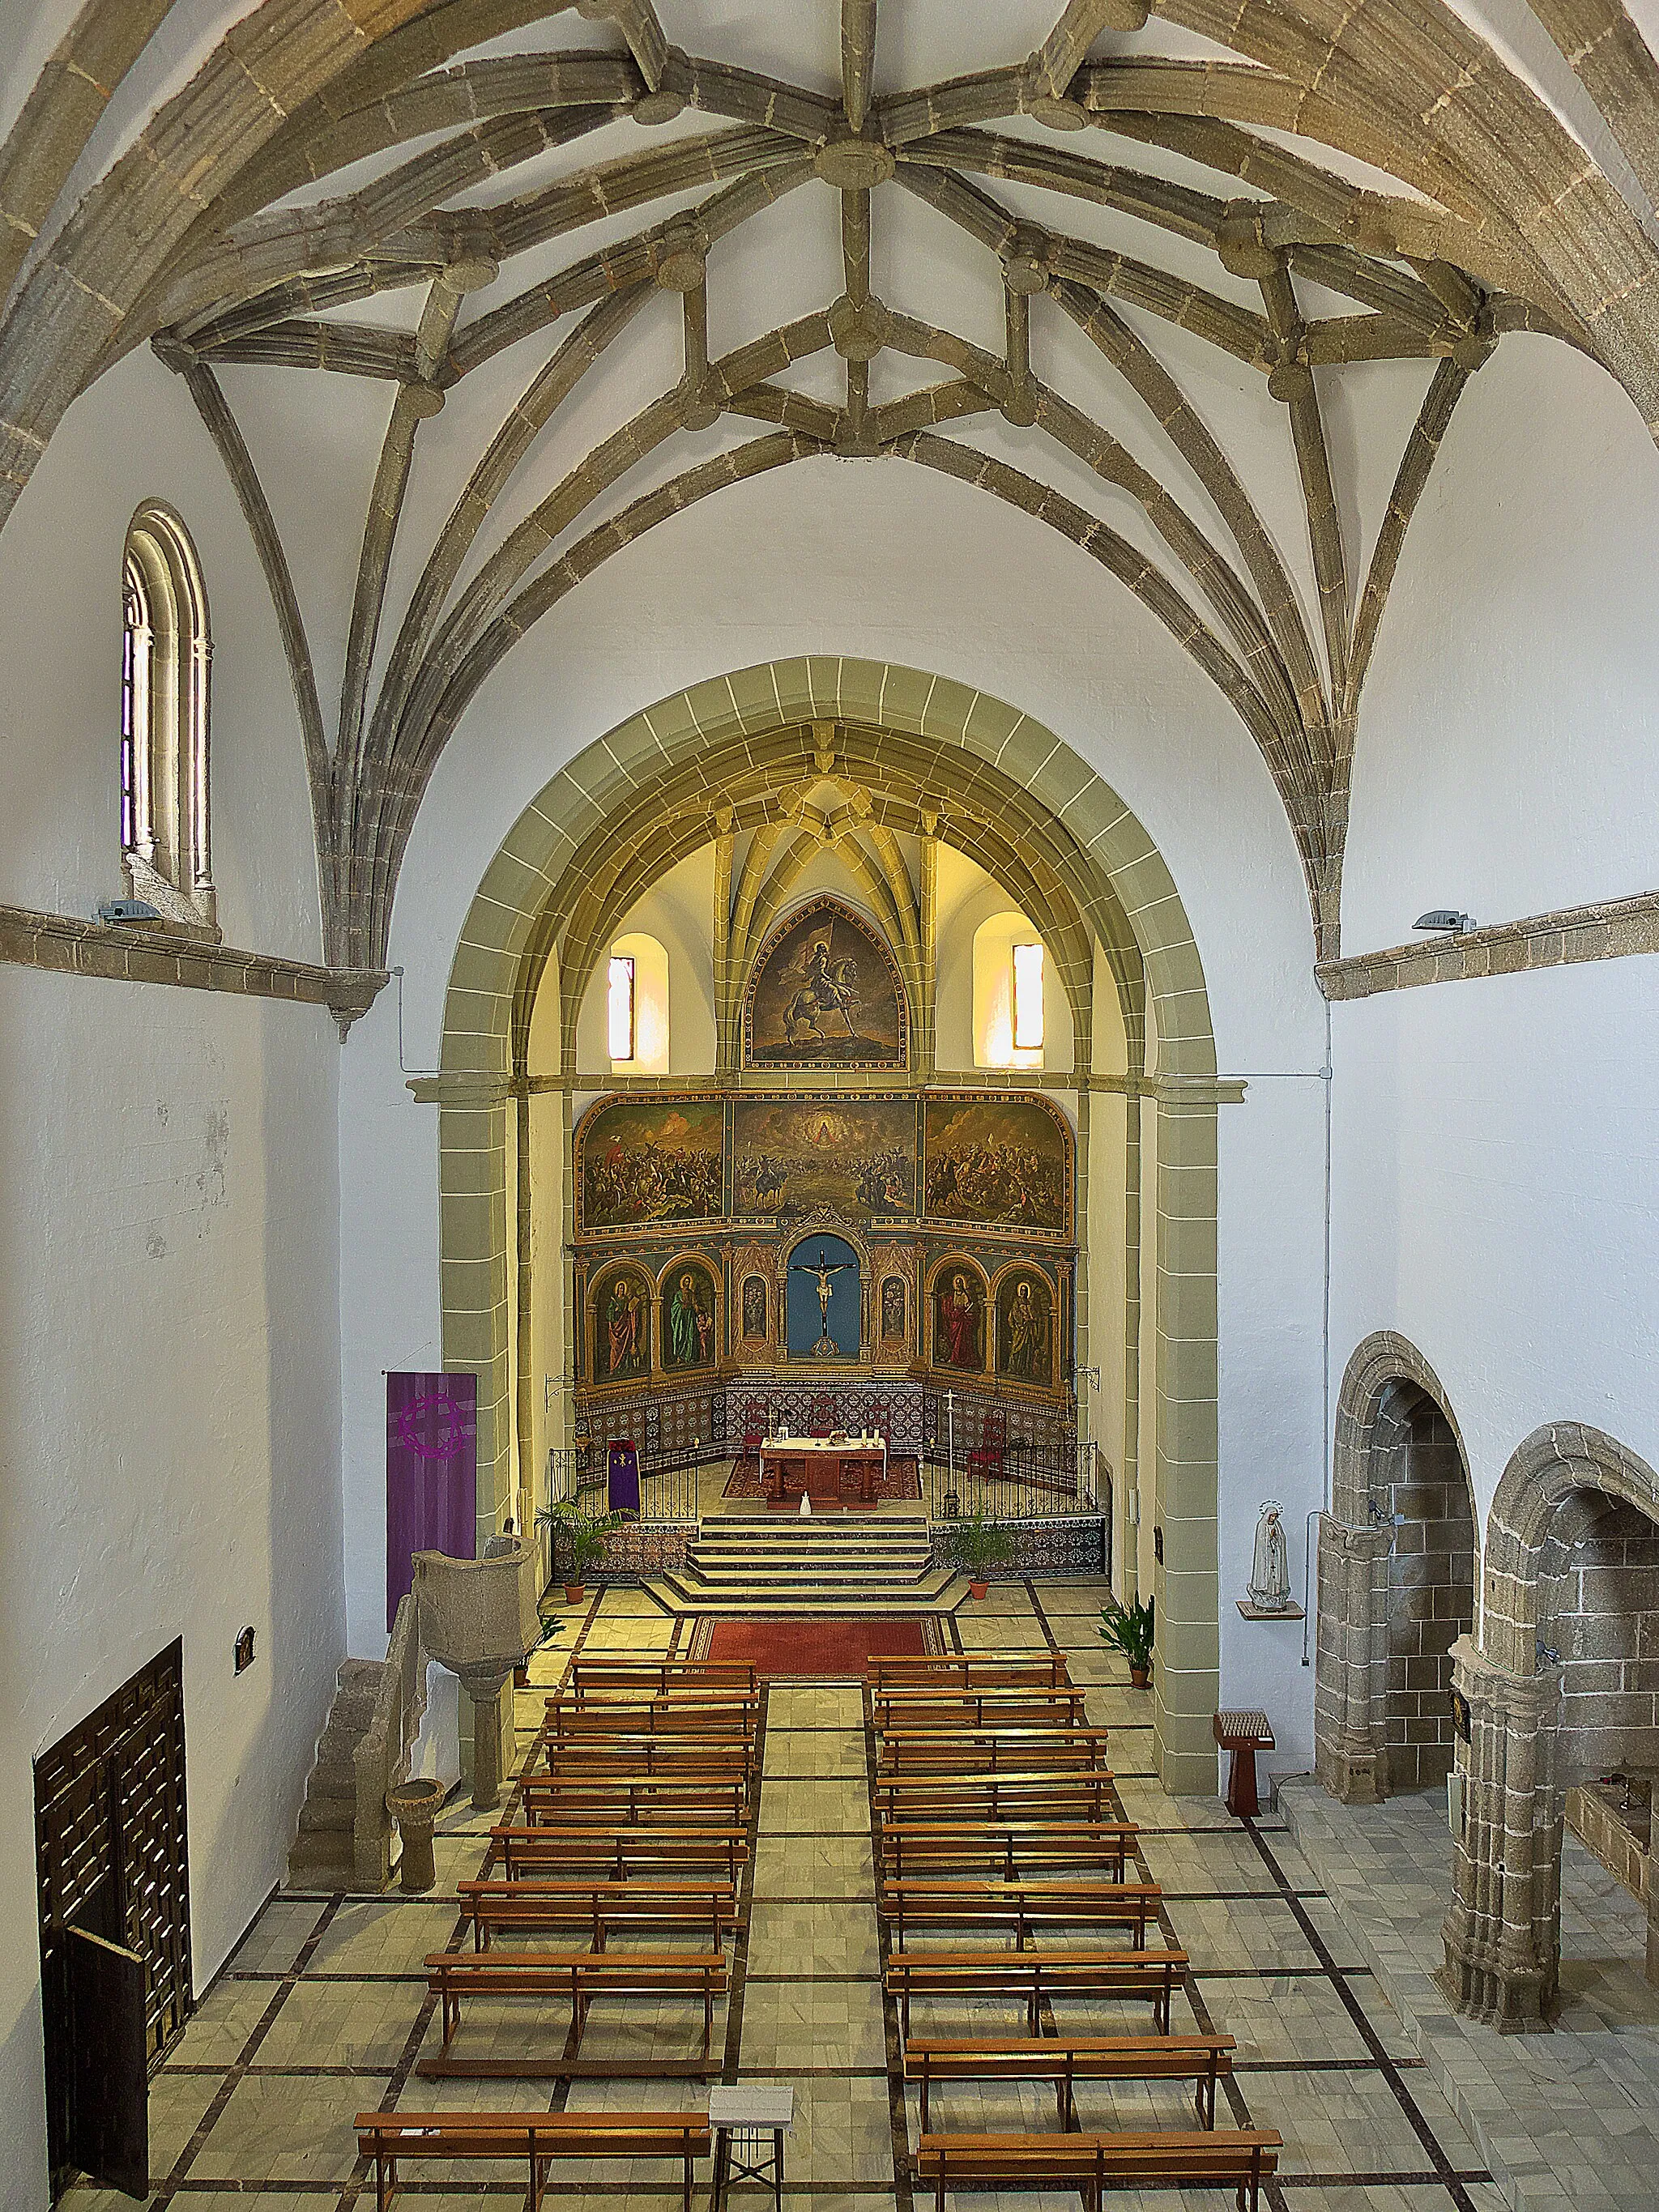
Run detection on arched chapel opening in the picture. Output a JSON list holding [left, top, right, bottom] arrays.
[[437, 663, 1225, 1792]]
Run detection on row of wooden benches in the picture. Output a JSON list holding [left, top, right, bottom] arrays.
[[419, 1934, 1196, 2073], [355, 1652, 1282, 2207], [868, 1656, 1282, 2207], [354, 2109, 1281, 2212]]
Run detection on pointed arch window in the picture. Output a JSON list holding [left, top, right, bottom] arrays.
[[121, 504, 215, 932]]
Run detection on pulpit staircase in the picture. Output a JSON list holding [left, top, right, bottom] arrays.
[[642, 1511, 967, 1617]]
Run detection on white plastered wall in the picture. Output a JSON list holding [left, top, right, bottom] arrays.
[[0, 352, 343, 2206], [1333, 337, 1659, 1575]]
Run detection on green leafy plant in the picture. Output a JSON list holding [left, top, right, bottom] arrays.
[[945, 1507, 1014, 1583], [1098, 1593, 1155, 1675], [536, 1500, 623, 1584]]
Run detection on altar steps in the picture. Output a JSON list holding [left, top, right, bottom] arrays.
[[642, 1512, 970, 1617]]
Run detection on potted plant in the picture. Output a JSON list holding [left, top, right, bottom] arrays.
[[1099, 1593, 1154, 1687], [536, 1501, 622, 1605], [946, 1506, 1013, 1600]]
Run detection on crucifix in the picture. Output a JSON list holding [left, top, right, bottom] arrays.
[[791, 1246, 854, 1358]]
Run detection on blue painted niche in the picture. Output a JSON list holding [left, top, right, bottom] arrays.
[[784, 1234, 862, 1359]]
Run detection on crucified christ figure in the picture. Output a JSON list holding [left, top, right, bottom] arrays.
[[791, 1247, 855, 1352]]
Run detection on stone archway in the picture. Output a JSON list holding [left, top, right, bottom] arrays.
[[1441, 1424, 1659, 2027], [1316, 1332, 1473, 1803], [436, 657, 1225, 1790]]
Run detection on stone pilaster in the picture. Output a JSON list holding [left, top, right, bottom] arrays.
[[1439, 1635, 1561, 2030], [1315, 1514, 1392, 1802]]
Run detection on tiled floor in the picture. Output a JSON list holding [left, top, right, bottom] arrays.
[[1282, 1778, 1659, 2211], [66, 1579, 1509, 2212]]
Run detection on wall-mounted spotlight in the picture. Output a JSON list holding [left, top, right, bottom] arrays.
[[1412, 909, 1476, 935]]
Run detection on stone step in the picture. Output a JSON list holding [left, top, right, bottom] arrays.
[[691, 1536, 932, 1558], [329, 1689, 382, 1731], [684, 1565, 939, 1588], [643, 1565, 968, 1617], [317, 1717, 372, 1767], [689, 1530, 937, 1548], [296, 1796, 355, 1836]]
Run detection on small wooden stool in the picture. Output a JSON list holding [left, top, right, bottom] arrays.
[[1213, 1710, 1275, 1818]]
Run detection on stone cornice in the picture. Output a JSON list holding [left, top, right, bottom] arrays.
[[1318, 889, 1659, 1000], [411, 1068, 1247, 1105], [0, 901, 386, 1034]]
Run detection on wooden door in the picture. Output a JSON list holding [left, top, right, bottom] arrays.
[[36, 1642, 190, 2200], [62, 1929, 148, 2197]]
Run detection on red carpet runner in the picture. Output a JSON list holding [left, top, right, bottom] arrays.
[[702, 1617, 928, 1674]]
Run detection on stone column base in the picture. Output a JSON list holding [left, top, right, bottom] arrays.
[[1436, 1926, 1555, 2031], [1317, 1738, 1384, 1804]]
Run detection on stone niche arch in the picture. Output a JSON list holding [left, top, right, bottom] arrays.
[[1316, 1331, 1476, 1802], [437, 657, 1222, 1790], [1442, 1424, 1659, 2028]]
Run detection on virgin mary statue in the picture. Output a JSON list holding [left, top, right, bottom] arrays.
[[1247, 1502, 1292, 1612]]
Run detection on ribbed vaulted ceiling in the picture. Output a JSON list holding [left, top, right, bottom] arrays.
[[5, 0, 1659, 972]]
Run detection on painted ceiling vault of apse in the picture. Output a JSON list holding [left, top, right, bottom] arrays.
[[743, 897, 907, 1068]]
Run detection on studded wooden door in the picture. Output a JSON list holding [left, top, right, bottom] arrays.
[[36, 1640, 190, 2200]]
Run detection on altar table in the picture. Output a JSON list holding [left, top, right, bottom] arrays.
[[760, 1437, 885, 1507]]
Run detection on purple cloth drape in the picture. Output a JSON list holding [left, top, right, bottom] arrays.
[[386, 1371, 477, 1629], [608, 1438, 641, 1515]]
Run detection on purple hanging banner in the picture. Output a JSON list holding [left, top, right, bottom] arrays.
[[386, 1371, 477, 1630]]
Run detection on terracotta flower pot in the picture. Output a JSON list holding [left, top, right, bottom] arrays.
[[970, 1580, 989, 1600], [565, 1582, 585, 1605], [1129, 1664, 1150, 1689]]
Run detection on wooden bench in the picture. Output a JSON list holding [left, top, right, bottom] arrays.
[[567, 1659, 757, 1702], [544, 1694, 761, 1741], [885, 1946, 1188, 2037], [882, 1821, 1137, 1882], [419, 1947, 727, 2075], [491, 1824, 749, 1886], [877, 1726, 1111, 1773], [903, 2033, 1236, 2130], [868, 1652, 1072, 1689], [457, 1877, 737, 1952], [873, 1687, 1091, 1728], [518, 1776, 751, 1826], [355, 2108, 710, 2212], [544, 1736, 757, 1779], [881, 1877, 1162, 1950], [914, 2127, 1281, 2212], [875, 1770, 1117, 1822]]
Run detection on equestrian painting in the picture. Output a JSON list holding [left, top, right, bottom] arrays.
[[742, 897, 907, 1068]]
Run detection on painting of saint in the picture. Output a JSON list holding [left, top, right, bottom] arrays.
[[578, 1095, 724, 1234], [741, 1276, 768, 1340], [664, 1263, 717, 1370], [932, 1268, 985, 1371], [997, 1272, 1053, 1386], [743, 897, 906, 1068], [594, 1268, 650, 1383], [923, 1095, 1071, 1236], [881, 1276, 906, 1345]]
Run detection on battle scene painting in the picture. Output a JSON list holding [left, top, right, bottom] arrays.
[[591, 1265, 652, 1384], [996, 1269, 1056, 1386], [578, 1094, 724, 1233], [732, 1096, 915, 1220], [743, 897, 907, 1068], [923, 1094, 1072, 1236]]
